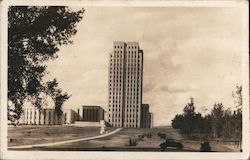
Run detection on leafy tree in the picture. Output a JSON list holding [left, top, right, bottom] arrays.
[[183, 102, 195, 115], [211, 103, 224, 139], [171, 114, 184, 130], [182, 101, 196, 134], [171, 99, 205, 135], [232, 85, 242, 148], [194, 113, 205, 133], [44, 79, 70, 118], [171, 85, 243, 150], [8, 6, 84, 122], [232, 85, 242, 109], [203, 115, 212, 137], [221, 108, 233, 140]]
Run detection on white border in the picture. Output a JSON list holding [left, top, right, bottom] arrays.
[[1, 1, 249, 160], [1, 0, 249, 7]]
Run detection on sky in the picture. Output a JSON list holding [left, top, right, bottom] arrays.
[[44, 6, 244, 126]]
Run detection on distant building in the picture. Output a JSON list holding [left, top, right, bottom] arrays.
[[140, 104, 153, 128], [149, 113, 153, 128], [19, 106, 77, 125], [18, 105, 105, 126], [18, 41, 153, 128], [108, 41, 143, 128], [77, 105, 104, 122]]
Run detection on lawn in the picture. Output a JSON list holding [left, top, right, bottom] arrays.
[[8, 125, 114, 146], [44, 126, 179, 149], [43, 126, 240, 152], [8, 125, 240, 152]]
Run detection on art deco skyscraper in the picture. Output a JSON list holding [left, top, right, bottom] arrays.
[[108, 41, 143, 128]]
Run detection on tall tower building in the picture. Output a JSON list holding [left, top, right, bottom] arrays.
[[108, 41, 143, 128]]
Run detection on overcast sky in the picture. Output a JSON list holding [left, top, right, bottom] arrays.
[[45, 6, 244, 126]]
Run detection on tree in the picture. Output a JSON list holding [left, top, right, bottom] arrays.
[[44, 79, 70, 118], [210, 103, 224, 140], [171, 85, 243, 150], [171, 99, 205, 135], [183, 103, 195, 115], [221, 108, 232, 141], [232, 85, 242, 109], [232, 85, 242, 149], [203, 115, 212, 137], [182, 102, 196, 134], [171, 114, 184, 130], [8, 6, 84, 122]]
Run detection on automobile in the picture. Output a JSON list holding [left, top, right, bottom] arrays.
[[200, 141, 211, 152], [157, 132, 166, 139], [159, 139, 183, 151]]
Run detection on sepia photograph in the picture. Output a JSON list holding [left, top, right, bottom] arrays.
[[0, 0, 249, 160]]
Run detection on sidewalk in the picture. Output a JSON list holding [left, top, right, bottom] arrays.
[[8, 128, 122, 149]]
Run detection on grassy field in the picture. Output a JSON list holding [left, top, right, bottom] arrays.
[[8, 125, 240, 152], [8, 125, 114, 146], [43, 126, 240, 152]]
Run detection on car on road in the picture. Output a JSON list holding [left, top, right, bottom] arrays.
[[157, 132, 166, 139], [200, 141, 211, 152], [159, 138, 183, 151]]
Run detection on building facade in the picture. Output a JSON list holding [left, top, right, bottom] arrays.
[[140, 104, 153, 128], [149, 113, 153, 128], [19, 106, 77, 125], [76, 105, 104, 122], [108, 41, 143, 128]]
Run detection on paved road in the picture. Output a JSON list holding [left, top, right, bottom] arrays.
[[8, 128, 122, 149]]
